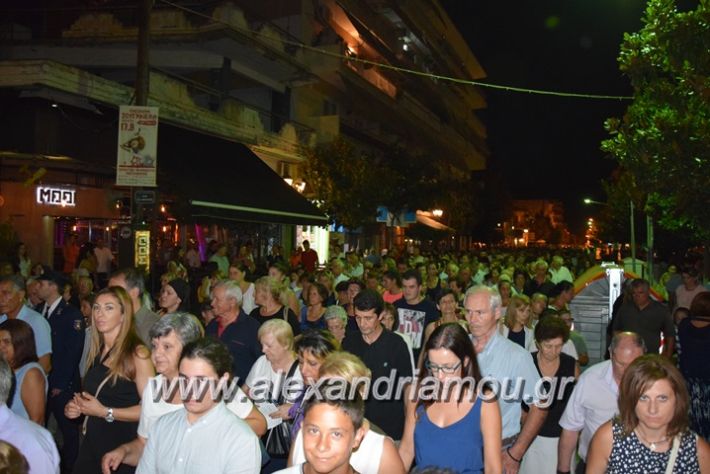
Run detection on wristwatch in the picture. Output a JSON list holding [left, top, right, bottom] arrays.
[[105, 407, 115, 423]]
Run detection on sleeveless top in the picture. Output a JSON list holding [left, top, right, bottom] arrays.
[[414, 397, 484, 473], [81, 351, 140, 454], [299, 306, 326, 331], [10, 362, 46, 420], [607, 418, 700, 473], [532, 351, 576, 438]]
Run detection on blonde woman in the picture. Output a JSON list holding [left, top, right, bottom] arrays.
[[500, 294, 534, 350], [289, 352, 406, 474], [65, 286, 154, 474], [251, 276, 300, 337]]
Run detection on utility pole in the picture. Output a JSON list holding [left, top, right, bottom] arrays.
[[135, 0, 151, 107], [630, 200, 636, 275]]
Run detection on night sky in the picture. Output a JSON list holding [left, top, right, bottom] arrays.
[[442, 0, 648, 232]]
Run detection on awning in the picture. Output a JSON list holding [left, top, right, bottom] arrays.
[[159, 125, 328, 227], [415, 211, 455, 232]]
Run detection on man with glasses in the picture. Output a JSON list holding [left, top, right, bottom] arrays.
[[464, 285, 546, 474], [342, 289, 413, 441]]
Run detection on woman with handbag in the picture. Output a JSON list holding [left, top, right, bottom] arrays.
[[65, 287, 154, 474], [587, 354, 710, 473], [244, 319, 303, 473]]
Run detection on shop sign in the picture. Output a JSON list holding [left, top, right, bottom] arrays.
[[134, 230, 151, 272], [117, 105, 159, 187], [36, 186, 76, 207]]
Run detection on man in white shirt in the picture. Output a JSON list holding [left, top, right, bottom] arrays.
[[557, 332, 645, 474], [549, 255, 574, 284], [94, 238, 114, 289], [676, 266, 708, 311], [136, 338, 260, 474], [0, 356, 60, 474]]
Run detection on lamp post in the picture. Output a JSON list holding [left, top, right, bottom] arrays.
[[583, 198, 637, 274]]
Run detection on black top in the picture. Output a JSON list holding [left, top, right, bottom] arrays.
[[46, 299, 85, 392], [678, 317, 710, 379], [612, 300, 673, 354], [508, 327, 526, 348], [205, 311, 262, 384], [524, 278, 555, 297], [532, 352, 576, 438], [342, 330, 413, 440], [249, 306, 301, 337]]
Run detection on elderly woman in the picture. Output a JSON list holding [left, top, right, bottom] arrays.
[[289, 352, 406, 474], [299, 282, 328, 331], [101, 312, 266, 471], [519, 317, 579, 474], [587, 354, 710, 473], [323, 305, 348, 343], [251, 276, 300, 336], [0, 319, 46, 424], [157, 278, 189, 316]]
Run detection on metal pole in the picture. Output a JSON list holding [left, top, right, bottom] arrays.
[[646, 215, 654, 283], [630, 200, 636, 274], [135, 0, 151, 106]]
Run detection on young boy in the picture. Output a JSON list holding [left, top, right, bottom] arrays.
[[276, 384, 365, 474]]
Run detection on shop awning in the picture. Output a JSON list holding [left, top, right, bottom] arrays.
[[159, 125, 328, 227]]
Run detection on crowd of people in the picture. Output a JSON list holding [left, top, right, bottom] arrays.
[[0, 237, 709, 474]]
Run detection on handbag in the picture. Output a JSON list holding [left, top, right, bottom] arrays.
[[81, 374, 111, 436], [263, 360, 299, 458]]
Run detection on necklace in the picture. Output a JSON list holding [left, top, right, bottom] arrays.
[[635, 428, 669, 452]]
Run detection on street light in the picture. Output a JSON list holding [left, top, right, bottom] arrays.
[[583, 197, 637, 275]]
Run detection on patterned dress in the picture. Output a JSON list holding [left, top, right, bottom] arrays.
[[606, 418, 700, 473]]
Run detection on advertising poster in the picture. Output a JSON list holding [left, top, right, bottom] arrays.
[[116, 105, 159, 187]]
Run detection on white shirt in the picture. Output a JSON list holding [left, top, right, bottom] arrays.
[[42, 296, 63, 319], [549, 266, 574, 284], [94, 246, 114, 273], [558, 360, 619, 460], [137, 402, 260, 474], [0, 404, 60, 474], [245, 355, 302, 403], [137, 374, 254, 438], [289, 425, 385, 474], [241, 283, 256, 315]]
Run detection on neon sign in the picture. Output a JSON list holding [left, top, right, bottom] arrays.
[[36, 187, 76, 207]]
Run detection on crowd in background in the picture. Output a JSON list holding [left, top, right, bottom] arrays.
[[0, 236, 709, 473]]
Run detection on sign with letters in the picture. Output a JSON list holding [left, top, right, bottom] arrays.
[[134, 230, 151, 273], [36, 186, 76, 207], [117, 105, 159, 187]]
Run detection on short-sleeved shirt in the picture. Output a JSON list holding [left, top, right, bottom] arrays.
[[137, 374, 254, 438], [612, 301, 673, 354], [342, 330, 413, 440], [244, 355, 303, 404], [137, 402, 261, 474], [135, 306, 160, 346], [394, 298, 439, 355], [475, 330, 543, 439], [0, 404, 60, 474], [0, 305, 52, 357], [558, 360, 619, 460], [205, 313, 262, 385], [676, 285, 708, 312]]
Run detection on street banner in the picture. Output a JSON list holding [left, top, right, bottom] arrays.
[[116, 105, 159, 187]]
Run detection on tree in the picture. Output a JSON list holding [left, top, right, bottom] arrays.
[[602, 0, 710, 247]]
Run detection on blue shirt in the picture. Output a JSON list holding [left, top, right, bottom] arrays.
[[475, 330, 543, 438], [414, 398, 484, 473], [0, 305, 52, 357], [0, 404, 59, 474], [10, 362, 47, 420]]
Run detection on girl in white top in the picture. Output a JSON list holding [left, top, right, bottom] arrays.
[[288, 352, 406, 474], [101, 312, 266, 472], [228, 262, 257, 315]]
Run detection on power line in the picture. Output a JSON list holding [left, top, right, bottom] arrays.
[[158, 0, 632, 101]]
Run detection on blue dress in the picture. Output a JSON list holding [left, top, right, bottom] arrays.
[[414, 397, 484, 473], [10, 362, 47, 420]]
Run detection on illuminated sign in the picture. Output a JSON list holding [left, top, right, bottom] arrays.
[[36, 186, 76, 207], [134, 230, 151, 273]]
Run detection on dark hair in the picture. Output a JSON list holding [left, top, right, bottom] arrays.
[[309, 282, 329, 304], [0, 319, 38, 368], [618, 354, 689, 438], [513, 268, 528, 282], [682, 266, 699, 278], [381, 303, 399, 328], [533, 315, 570, 343], [335, 281, 349, 293], [110, 268, 147, 296], [417, 323, 482, 409], [295, 329, 340, 360], [437, 289, 457, 304], [353, 289, 384, 314], [228, 261, 251, 278], [382, 270, 401, 286], [690, 292, 710, 318], [269, 262, 289, 277], [630, 278, 650, 291], [401, 269, 422, 286], [180, 338, 234, 380], [346, 279, 365, 292], [549, 280, 574, 299], [302, 380, 365, 431]]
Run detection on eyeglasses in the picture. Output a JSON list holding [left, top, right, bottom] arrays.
[[425, 360, 462, 375]]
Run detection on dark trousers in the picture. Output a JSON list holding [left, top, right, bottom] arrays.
[[575, 460, 586, 474], [48, 390, 80, 474]]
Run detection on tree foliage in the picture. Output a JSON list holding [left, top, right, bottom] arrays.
[[601, 0, 710, 241], [303, 137, 482, 232]]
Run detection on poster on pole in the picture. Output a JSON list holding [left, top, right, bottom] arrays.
[[116, 105, 159, 187]]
